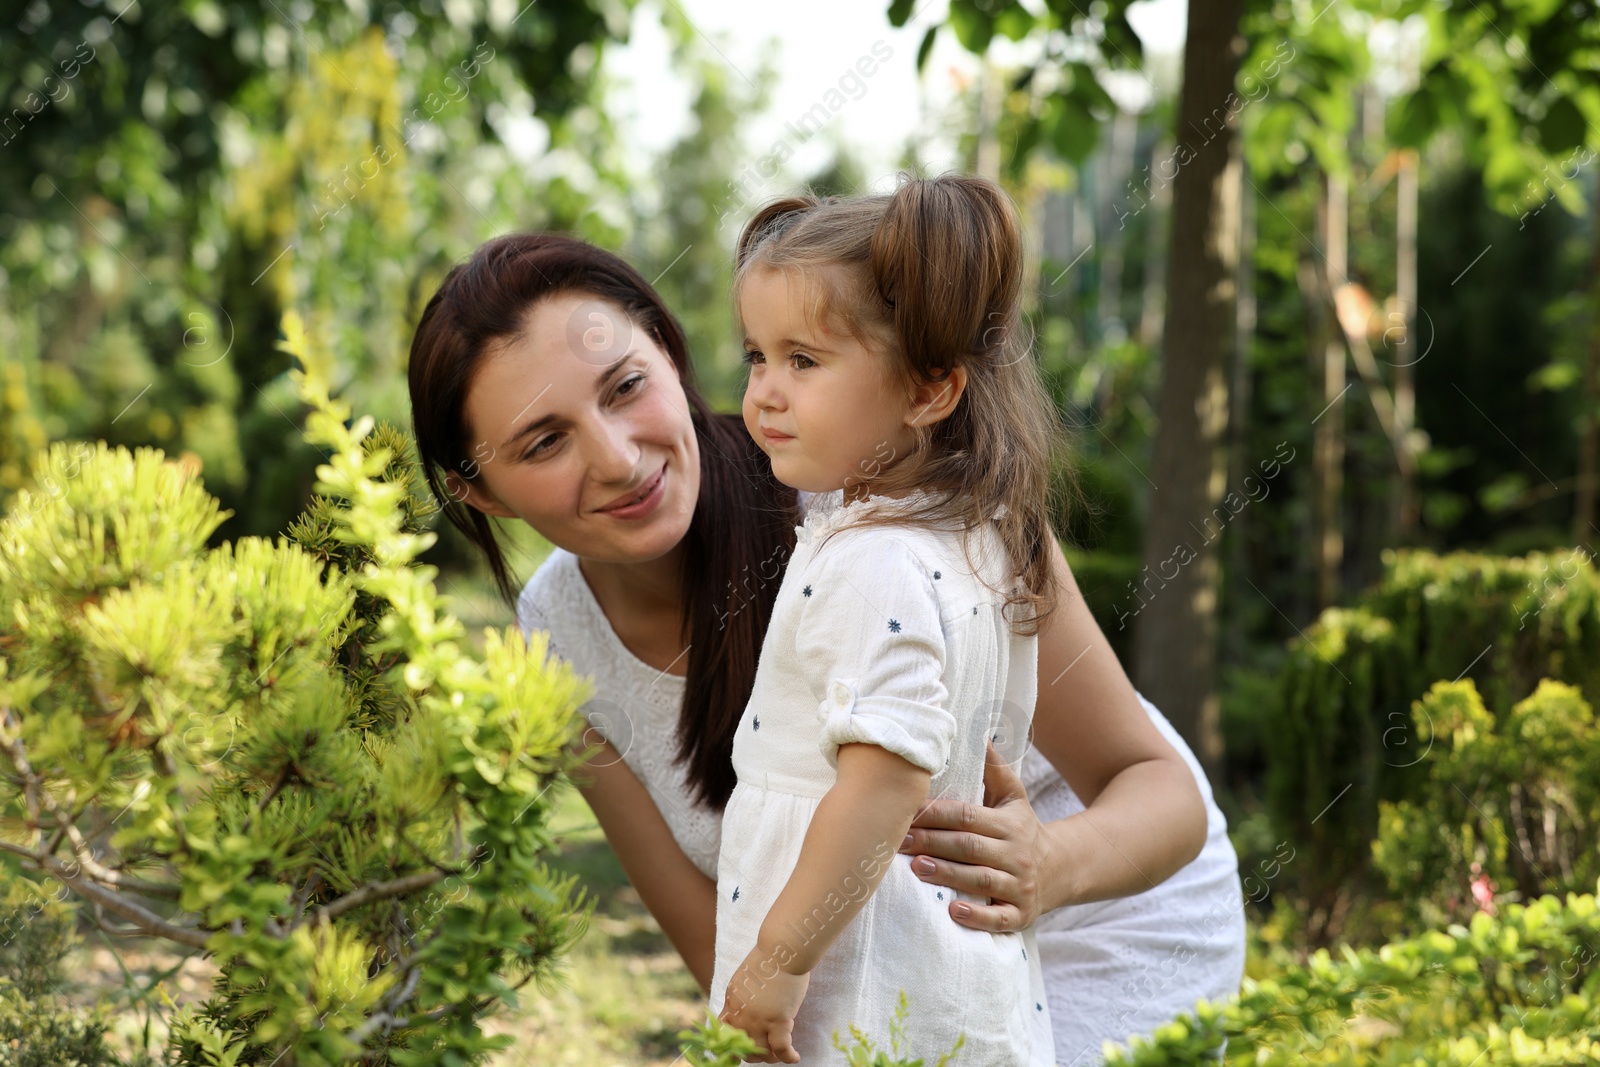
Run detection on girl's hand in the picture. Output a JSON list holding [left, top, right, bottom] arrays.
[[717, 945, 809, 1064], [900, 742, 1057, 931]]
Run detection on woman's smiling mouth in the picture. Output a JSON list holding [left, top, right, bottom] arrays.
[[596, 461, 668, 517]]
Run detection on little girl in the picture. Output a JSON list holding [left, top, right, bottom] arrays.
[[709, 175, 1063, 1064]]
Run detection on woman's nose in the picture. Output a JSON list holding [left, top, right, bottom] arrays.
[[587, 415, 641, 481]]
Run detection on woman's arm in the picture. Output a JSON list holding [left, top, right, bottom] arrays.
[[569, 737, 718, 991], [901, 536, 1209, 927]]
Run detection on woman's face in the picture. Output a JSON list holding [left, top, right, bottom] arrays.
[[453, 291, 701, 564]]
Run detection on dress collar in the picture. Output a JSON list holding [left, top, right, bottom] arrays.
[[793, 486, 951, 548]]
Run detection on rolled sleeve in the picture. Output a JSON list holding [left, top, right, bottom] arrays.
[[794, 535, 954, 775]]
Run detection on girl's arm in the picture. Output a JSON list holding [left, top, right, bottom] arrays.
[[753, 743, 930, 972], [901, 536, 1209, 927], [569, 737, 718, 990], [720, 743, 930, 1064]]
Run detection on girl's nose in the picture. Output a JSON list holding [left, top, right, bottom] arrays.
[[745, 366, 785, 411]]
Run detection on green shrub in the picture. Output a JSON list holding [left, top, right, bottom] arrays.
[[1266, 548, 1600, 913], [1372, 678, 1600, 926], [1065, 546, 1142, 663], [0, 981, 119, 1067], [0, 879, 122, 1067], [678, 1015, 766, 1065], [678, 992, 967, 1067], [1106, 885, 1600, 1066], [0, 875, 77, 998], [0, 313, 594, 1064], [829, 991, 966, 1067]]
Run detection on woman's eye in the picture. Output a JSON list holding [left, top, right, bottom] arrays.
[[616, 373, 647, 398], [523, 435, 557, 460]]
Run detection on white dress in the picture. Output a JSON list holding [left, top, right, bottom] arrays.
[[516, 490, 1245, 1066], [706, 488, 1055, 1064]]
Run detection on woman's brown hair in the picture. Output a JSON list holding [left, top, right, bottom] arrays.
[[734, 173, 1065, 634], [408, 233, 797, 811]]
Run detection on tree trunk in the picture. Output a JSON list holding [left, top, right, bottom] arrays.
[[1395, 148, 1420, 539], [1223, 164, 1256, 663], [1131, 0, 1245, 780], [1138, 138, 1175, 350], [1230, 160, 1257, 493], [1314, 171, 1348, 610], [1574, 168, 1600, 545], [1097, 107, 1139, 345], [1296, 251, 1330, 623]]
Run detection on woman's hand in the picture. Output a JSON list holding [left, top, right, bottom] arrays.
[[718, 944, 809, 1064], [900, 742, 1061, 931]]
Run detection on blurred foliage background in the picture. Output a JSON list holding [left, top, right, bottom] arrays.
[[6, 0, 1600, 1061]]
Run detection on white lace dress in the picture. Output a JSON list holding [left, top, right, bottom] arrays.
[[516, 490, 1245, 1065]]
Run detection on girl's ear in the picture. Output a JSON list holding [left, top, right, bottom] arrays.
[[906, 365, 968, 428], [445, 471, 518, 518]]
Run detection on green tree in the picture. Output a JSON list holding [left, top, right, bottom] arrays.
[[0, 0, 635, 542]]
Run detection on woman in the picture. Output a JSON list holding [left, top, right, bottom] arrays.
[[408, 232, 1244, 1064]]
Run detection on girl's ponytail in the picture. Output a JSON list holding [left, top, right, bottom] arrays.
[[870, 175, 1024, 378]]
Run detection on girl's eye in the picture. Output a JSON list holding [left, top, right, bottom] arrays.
[[791, 352, 816, 370], [741, 349, 764, 366]]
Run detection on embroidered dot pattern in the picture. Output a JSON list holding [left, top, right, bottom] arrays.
[[732, 886, 740, 901], [888, 618, 902, 633], [802, 584, 813, 597], [753, 715, 761, 731]]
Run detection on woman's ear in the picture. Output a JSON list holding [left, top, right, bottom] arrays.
[[445, 470, 518, 518], [906, 365, 968, 428]]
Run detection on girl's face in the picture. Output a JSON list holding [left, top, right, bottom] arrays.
[[739, 266, 921, 500], [453, 291, 701, 564]]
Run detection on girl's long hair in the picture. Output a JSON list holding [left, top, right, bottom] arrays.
[[734, 173, 1066, 634], [408, 232, 797, 811]]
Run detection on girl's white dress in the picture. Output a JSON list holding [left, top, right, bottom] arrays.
[[706, 488, 1056, 1065], [517, 489, 1246, 1066]]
